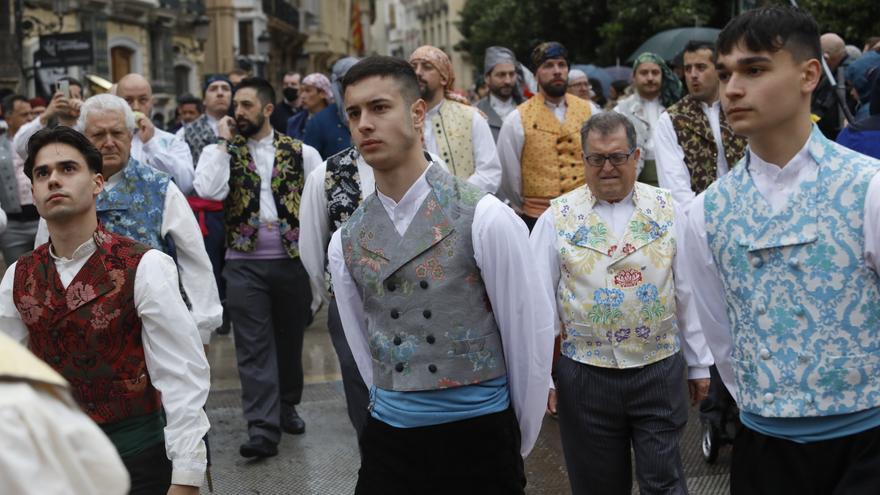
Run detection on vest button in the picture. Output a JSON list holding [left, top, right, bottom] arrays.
[[756, 304, 767, 315], [426, 335, 435, 344], [759, 348, 771, 360], [533, 124, 538, 129], [763, 393, 774, 404], [750, 257, 763, 268], [423, 310, 432, 319], [794, 305, 805, 317], [395, 362, 404, 372], [391, 310, 400, 319], [387, 282, 396, 292], [393, 336, 402, 346], [788, 257, 799, 269], [428, 364, 437, 373], [804, 393, 814, 404], [87, 402, 96, 410], [420, 280, 429, 289], [798, 355, 811, 364]]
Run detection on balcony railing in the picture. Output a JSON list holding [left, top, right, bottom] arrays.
[[262, 0, 300, 28]]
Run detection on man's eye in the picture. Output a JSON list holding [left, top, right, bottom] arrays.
[[718, 72, 730, 81]]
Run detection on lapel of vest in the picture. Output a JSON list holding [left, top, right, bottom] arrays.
[[49, 229, 118, 317], [610, 183, 670, 264], [96, 159, 140, 213], [683, 96, 714, 145], [478, 98, 503, 129], [564, 186, 616, 257]]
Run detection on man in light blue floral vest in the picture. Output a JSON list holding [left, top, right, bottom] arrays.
[[683, 7, 880, 494], [531, 111, 712, 495]]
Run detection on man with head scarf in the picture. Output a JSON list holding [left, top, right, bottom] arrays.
[[476, 46, 526, 142], [496, 41, 593, 230], [286, 73, 332, 140], [614, 52, 682, 186], [408, 45, 501, 193], [302, 58, 358, 159]]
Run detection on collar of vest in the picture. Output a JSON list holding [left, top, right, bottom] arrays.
[[97, 158, 154, 211]]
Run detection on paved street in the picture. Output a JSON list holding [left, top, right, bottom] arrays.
[[202, 306, 732, 495]]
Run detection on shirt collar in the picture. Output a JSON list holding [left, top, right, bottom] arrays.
[[49, 236, 97, 262], [592, 189, 635, 208], [490, 93, 513, 107], [376, 162, 435, 210], [249, 132, 275, 147], [543, 98, 567, 111], [427, 100, 444, 118], [748, 136, 813, 177]]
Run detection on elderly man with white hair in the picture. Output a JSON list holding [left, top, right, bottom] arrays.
[[34, 94, 222, 347]]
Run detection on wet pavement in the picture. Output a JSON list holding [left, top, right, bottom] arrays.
[[202, 306, 732, 494]]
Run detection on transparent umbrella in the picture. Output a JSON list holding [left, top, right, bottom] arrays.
[[626, 27, 721, 64]]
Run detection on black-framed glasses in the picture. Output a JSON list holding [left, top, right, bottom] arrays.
[[584, 149, 636, 168]]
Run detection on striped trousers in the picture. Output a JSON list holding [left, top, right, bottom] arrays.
[[556, 352, 689, 495]]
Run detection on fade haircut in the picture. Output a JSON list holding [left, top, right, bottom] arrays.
[[716, 6, 821, 62], [580, 112, 638, 155], [235, 77, 276, 107], [24, 126, 103, 180], [341, 56, 421, 105], [684, 40, 716, 57]]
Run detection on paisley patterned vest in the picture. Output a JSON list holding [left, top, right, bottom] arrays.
[[183, 114, 217, 166], [667, 95, 747, 194], [97, 158, 170, 253], [12, 227, 161, 424], [704, 127, 880, 417], [551, 183, 681, 369], [341, 165, 506, 391], [431, 100, 475, 180], [325, 146, 363, 232], [520, 93, 592, 200], [224, 131, 305, 259]]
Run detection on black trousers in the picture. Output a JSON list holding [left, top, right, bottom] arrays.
[[123, 441, 172, 495], [328, 298, 370, 438], [731, 423, 880, 495], [355, 407, 526, 495]]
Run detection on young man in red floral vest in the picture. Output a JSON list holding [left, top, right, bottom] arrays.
[[0, 126, 210, 495]]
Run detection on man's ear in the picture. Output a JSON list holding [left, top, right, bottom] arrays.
[[264, 102, 275, 117], [802, 58, 822, 94], [93, 173, 105, 197], [411, 98, 427, 130]]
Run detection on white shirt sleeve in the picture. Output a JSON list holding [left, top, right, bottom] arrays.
[[327, 230, 374, 389], [0, 208, 6, 234], [300, 164, 331, 306], [160, 182, 223, 343], [192, 143, 231, 201], [135, 250, 210, 487], [496, 109, 525, 209], [12, 118, 44, 160], [301, 143, 322, 179], [467, 111, 502, 194], [0, 383, 130, 495], [472, 195, 555, 457], [141, 132, 195, 195], [864, 172, 880, 273], [0, 262, 30, 345], [528, 208, 562, 339], [654, 112, 696, 206]]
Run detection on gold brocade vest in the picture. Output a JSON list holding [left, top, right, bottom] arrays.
[[520, 94, 592, 200], [431, 100, 475, 181]]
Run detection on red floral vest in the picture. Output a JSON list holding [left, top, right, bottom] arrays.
[[12, 227, 161, 424]]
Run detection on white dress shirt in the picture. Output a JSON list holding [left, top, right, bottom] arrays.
[[422, 100, 502, 194], [496, 98, 570, 209], [0, 239, 211, 487], [654, 100, 730, 206], [530, 191, 713, 380], [489, 94, 516, 120], [327, 164, 555, 457], [34, 174, 222, 344], [131, 128, 195, 195], [681, 142, 880, 398]]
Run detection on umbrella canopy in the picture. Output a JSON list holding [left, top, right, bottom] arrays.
[[571, 64, 612, 98], [626, 27, 721, 65], [603, 66, 633, 83]]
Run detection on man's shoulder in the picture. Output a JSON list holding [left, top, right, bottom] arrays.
[[127, 158, 172, 185]]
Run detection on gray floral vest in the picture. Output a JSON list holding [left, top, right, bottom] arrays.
[[340, 165, 506, 391]]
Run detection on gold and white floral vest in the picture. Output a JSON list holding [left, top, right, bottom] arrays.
[[551, 182, 681, 369], [431, 100, 475, 181]]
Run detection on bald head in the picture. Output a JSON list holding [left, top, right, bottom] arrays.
[[116, 73, 154, 116], [821, 33, 847, 69]]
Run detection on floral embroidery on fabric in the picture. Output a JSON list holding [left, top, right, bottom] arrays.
[[414, 256, 445, 280], [614, 268, 642, 288], [66, 282, 97, 310]]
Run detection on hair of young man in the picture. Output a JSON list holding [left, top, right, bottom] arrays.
[[580, 112, 638, 155], [177, 93, 204, 112], [24, 126, 103, 180], [716, 6, 821, 62], [684, 40, 716, 57], [284, 71, 300, 79], [1, 94, 28, 115], [235, 77, 276, 107], [340, 56, 421, 106], [76, 94, 136, 133]]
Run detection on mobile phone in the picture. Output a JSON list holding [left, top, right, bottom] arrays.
[[58, 80, 70, 98]]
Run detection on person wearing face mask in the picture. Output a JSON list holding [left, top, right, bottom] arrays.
[[285, 73, 332, 140], [270, 72, 302, 134]]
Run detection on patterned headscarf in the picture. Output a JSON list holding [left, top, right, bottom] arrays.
[[531, 42, 568, 70], [632, 52, 682, 107], [484, 46, 517, 75], [409, 45, 470, 104], [331, 57, 359, 123], [302, 73, 334, 103]]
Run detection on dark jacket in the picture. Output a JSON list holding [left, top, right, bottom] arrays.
[[303, 103, 351, 159]]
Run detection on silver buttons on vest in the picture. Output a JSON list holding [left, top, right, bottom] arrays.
[[763, 392, 775, 404], [804, 393, 814, 404], [759, 348, 772, 360], [794, 305, 805, 317], [788, 257, 799, 269], [756, 300, 767, 314], [750, 256, 763, 268]]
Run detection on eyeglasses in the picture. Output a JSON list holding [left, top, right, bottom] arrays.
[[584, 149, 636, 168]]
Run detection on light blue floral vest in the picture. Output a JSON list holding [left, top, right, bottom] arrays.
[[340, 165, 506, 391], [96, 158, 170, 252], [704, 126, 880, 417]]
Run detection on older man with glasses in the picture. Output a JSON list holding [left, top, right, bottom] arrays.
[[530, 111, 712, 495]]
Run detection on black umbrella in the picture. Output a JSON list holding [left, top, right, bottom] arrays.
[[626, 27, 721, 64]]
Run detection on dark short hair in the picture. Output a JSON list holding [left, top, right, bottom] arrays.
[[611, 80, 629, 95], [580, 112, 638, 154], [341, 56, 421, 105], [234, 77, 275, 107], [56, 76, 83, 90], [683, 40, 716, 57], [177, 93, 203, 112], [24, 126, 103, 181], [717, 6, 821, 62], [1, 94, 28, 115]]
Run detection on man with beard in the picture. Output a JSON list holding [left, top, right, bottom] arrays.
[[193, 78, 322, 458], [497, 41, 593, 230], [409, 45, 501, 193], [475, 46, 525, 142], [270, 72, 301, 134], [116, 73, 195, 194], [614, 52, 683, 186]]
